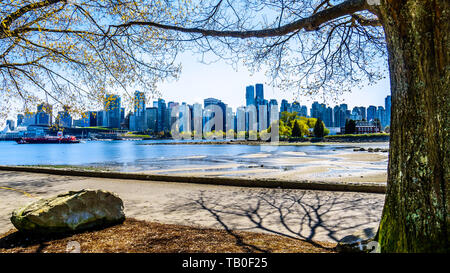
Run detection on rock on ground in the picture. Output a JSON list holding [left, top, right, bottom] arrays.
[[11, 189, 125, 233]]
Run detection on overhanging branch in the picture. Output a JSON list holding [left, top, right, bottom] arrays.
[[110, 0, 372, 38]]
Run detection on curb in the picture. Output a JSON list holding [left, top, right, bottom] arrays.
[[0, 165, 386, 194]]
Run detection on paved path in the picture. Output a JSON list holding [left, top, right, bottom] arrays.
[[0, 171, 385, 243]]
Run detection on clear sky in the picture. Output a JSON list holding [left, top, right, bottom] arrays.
[[3, 50, 391, 124], [156, 52, 391, 112]]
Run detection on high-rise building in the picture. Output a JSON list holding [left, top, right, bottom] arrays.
[[255, 84, 264, 102], [96, 110, 108, 127], [21, 112, 36, 127], [280, 99, 290, 113], [156, 98, 168, 132], [226, 106, 235, 132], [367, 105, 377, 122], [385, 95, 391, 126], [80, 112, 90, 127], [146, 107, 157, 132], [17, 114, 24, 127], [324, 107, 333, 127], [358, 106, 367, 120], [236, 106, 246, 135], [6, 120, 15, 131], [351, 107, 362, 120], [57, 105, 72, 128], [377, 106, 387, 128], [178, 103, 191, 133], [333, 104, 348, 128], [311, 102, 326, 121], [104, 94, 121, 129], [291, 101, 301, 114], [204, 98, 227, 131], [133, 91, 147, 131], [35, 103, 52, 126], [89, 111, 97, 127], [300, 106, 308, 117], [192, 103, 203, 137], [245, 86, 255, 107]]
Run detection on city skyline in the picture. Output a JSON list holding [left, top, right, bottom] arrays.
[[4, 83, 391, 137], [155, 52, 391, 111]]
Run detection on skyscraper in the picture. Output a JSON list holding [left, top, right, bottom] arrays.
[[358, 106, 367, 120], [245, 86, 255, 107], [146, 107, 157, 132], [134, 91, 147, 131], [35, 103, 52, 126], [324, 107, 333, 127], [385, 95, 391, 126], [17, 114, 24, 127], [204, 97, 227, 131], [57, 105, 72, 128], [255, 83, 264, 102], [377, 106, 387, 128], [292, 101, 301, 114], [156, 98, 167, 132], [367, 105, 377, 122], [280, 99, 290, 113], [104, 94, 121, 129]]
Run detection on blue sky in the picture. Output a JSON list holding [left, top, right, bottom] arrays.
[[156, 52, 391, 112]]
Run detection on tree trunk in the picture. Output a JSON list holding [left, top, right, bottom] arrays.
[[377, 0, 449, 252]]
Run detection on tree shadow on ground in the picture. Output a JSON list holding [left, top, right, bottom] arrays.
[[166, 188, 383, 251]]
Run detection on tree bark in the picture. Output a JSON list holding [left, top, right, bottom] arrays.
[[377, 0, 449, 252]]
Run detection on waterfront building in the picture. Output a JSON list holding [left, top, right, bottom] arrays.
[[385, 95, 391, 126], [88, 111, 97, 127], [192, 103, 203, 138], [35, 103, 52, 126], [133, 91, 147, 132], [104, 94, 121, 129], [351, 107, 362, 120], [367, 105, 377, 122], [255, 83, 264, 103], [6, 120, 15, 131], [21, 112, 36, 127], [146, 107, 157, 132], [204, 97, 227, 132], [377, 106, 387, 129], [358, 106, 367, 120], [17, 114, 24, 127], [324, 107, 333, 127], [291, 101, 302, 115], [57, 106, 72, 128], [245, 86, 255, 107], [156, 98, 168, 132], [354, 120, 381, 134], [333, 105, 348, 128], [280, 99, 290, 113], [96, 110, 108, 127], [179, 103, 191, 133]]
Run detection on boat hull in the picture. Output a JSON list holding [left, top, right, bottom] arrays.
[[16, 137, 80, 144]]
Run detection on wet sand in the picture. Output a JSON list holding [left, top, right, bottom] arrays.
[[146, 151, 389, 183], [0, 170, 384, 243]]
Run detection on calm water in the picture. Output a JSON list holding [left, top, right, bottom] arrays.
[[0, 140, 389, 172]]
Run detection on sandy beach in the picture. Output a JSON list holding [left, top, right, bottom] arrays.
[[141, 150, 389, 183], [0, 170, 385, 243]]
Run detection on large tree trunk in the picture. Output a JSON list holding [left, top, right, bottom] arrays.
[[377, 0, 449, 252]]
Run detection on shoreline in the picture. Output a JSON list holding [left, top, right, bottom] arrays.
[[0, 165, 386, 194], [140, 140, 389, 146]]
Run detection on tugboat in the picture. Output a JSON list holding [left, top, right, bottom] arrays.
[[16, 131, 80, 144]]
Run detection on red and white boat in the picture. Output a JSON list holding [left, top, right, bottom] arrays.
[[16, 132, 80, 144]]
